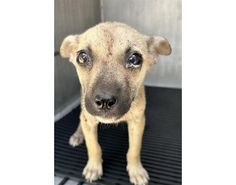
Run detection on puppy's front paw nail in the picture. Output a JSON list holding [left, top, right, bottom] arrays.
[[82, 161, 103, 182], [127, 164, 149, 185], [69, 134, 84, 147]]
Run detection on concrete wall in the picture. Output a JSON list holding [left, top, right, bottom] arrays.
[[54, 0, 101, 116], [101, 0, 182, 88]]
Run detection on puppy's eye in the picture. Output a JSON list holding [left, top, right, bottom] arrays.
[[126, 53, 142, 68], [76, 51, 91, 64]]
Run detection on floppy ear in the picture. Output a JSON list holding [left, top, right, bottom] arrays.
[[147, 36, 172, 57], [60, 35, 79, 58]]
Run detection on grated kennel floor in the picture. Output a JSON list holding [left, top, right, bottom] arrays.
[[55, 87, 182, 185]]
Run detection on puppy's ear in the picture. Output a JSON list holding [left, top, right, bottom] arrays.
[[60, 35, 79, 58], [147, 36, 172, 57]]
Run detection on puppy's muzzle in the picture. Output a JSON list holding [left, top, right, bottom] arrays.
[[85, 82, 131, 119], [95, 93, 117, 110]]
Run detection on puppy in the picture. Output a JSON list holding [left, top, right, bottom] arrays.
[[60, 22, 171, 185]]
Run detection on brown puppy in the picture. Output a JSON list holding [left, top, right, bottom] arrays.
[[60, 22, 171, 185]]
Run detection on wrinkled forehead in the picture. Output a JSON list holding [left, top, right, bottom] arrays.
[[79, 24, 147, 55]]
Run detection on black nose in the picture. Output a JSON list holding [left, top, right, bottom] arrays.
[[95, 93, 117, 110]]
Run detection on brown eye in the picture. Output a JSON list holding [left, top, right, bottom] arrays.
[[76, 51, 91, 64], [126, 52, 142, 68]]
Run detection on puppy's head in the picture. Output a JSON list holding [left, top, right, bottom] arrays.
[[60, 22, 171, 121]]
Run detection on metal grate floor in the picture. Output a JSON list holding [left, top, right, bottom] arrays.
[[55, 87, 182, 185]]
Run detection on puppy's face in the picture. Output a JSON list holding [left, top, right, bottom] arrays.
[[60, 22, 171, 121]]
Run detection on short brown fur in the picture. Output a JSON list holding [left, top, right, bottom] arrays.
[[60, 22, 171, 185]]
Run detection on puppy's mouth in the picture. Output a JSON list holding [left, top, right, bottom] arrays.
[[90, 104, 130, 120], [97, 110, 120, 119], [95, 114, 121, 124]]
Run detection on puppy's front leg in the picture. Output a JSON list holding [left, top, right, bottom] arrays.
[[80, 112, 103, 182], [127, 115, 149, 185]]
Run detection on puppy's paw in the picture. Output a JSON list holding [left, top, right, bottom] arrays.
[[127, 163, 149, 185], [82, 161, 103, 182], [69, 133, 84, 147]]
